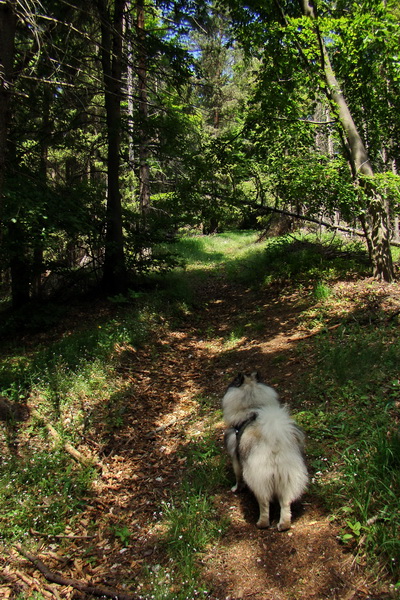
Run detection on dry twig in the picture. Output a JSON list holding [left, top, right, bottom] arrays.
[[15, 546, 140, 600]]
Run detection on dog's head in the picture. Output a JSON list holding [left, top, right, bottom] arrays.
[[228, 371, 262, 389], [222, 371, 280, 425]]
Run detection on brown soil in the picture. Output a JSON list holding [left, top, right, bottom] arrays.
[[2, 273, 400, 600]]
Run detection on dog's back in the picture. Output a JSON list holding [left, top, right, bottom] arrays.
[[222, 372, 308, 530], [240, 403, 308, 511]]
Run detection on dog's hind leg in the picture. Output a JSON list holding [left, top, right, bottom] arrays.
[[255, 493, 271, 528], [225, 428, 245, 492], [277, 495, 292, 531], [231, 454, 245, 492]]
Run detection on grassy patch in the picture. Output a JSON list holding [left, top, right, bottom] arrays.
[[1, 230, 398, 595], [296, 325, 400, 578], [139, 409, 229, 600], [0, 450, 94, 541], [0, 303, 161, 545], [166, 232, 371, 290]]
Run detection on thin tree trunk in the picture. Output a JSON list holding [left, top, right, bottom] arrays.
[[136, 0, 150, 213], [299, 0, 394, 282], [0, 0, 16, 212], [125, 6, 135, 174], [32, 90, 51, 298], [9, 221, 31, 308], [0, 2, 32, 307], [97, 0, 127, 295]]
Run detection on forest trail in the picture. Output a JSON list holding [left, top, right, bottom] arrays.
[[6, 268, 394, 600], [85, 270, 383, 600]]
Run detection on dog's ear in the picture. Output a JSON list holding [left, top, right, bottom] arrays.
[[251, 371, 262, 382], [230, 372, 245, 388]]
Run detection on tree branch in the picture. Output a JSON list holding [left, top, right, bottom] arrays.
[[15, 546, 139, 600], [31, 408, 99, 467], [238, 199, 365, 237], [240, 200, 400, 247]]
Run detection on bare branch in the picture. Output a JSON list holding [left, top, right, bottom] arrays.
[[15, 546, 140, 600]]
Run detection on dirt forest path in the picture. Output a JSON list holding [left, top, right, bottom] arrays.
[[89, 269, 380, 600], [7, 268, 390, 600]]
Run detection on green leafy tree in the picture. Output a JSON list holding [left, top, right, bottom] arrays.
[[0, 0, 112, 306], [224, 0, 399, 281]]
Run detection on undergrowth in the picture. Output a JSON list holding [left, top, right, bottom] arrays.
[[139, 412, 230, 600], [1, 230, 399, 597], [296, 325, 400, 581], [0, 307, 157, 542]]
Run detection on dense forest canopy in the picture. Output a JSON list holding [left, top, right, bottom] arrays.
[[0, 0, 399, 307]]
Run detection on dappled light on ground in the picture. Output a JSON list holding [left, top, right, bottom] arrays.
[[1, 237, 399, 599]]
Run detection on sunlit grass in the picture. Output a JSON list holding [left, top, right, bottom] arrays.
[[0, 449, 94, 541], [1, 230, 398, 594], [167, 230, 265, 270], [296, 325, 400, 577]]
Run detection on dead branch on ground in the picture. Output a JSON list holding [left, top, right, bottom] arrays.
[[15, 546, 140, 600], [31, 408, 100, 468]]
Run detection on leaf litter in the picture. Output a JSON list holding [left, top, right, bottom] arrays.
[[2, 274, 400, 600]]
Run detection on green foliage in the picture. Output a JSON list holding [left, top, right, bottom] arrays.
[[0, 450, 94, 541], [112, 524, 132, 547], [297, 324, 400, 577], [329, 2, 400, 165], [244, 234, 369, 286], [142, 416, 228, 600], [123, 208, 183, 277], [313, 280, 331, 301], [2, 0, 400, 301], [271, 154, 360, 220], [336, 433, 400, 572]]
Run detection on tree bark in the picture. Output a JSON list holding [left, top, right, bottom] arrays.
[[97, 0, 127, 295], [298, 0, 394, 282], [136, 0, 151, 213], [0, 0, 16, 211]]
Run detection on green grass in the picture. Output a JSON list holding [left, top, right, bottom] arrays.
[[296, 325, 400, 578], [0, 450, 94, 541], [139, 415, 230, 600], [0, 305, 158, 544], [163, 231, 370, 290], [1, 230, 399, 595], [166, 230, 263, 268]]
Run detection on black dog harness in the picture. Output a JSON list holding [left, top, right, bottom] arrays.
[[234, 412, 257, 455]]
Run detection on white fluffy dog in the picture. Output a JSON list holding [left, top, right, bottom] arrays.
[[223, 372, 308, 531]]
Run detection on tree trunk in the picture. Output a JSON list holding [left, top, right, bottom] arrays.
[[9, 221, 31, 308], [125, 7, 135, 175], [299, 0, 394, 282], [97, 0, 127, 295], [32, 90, 51, 299], [0, 2, 32, 307], [0, 0, 16, 211], [136, 0, 151, 213]]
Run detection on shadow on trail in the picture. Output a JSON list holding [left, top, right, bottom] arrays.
[[3, 234, 397, 600]]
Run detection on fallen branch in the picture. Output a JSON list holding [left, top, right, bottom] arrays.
[[29, 528, 95, 540], [31, 409, 99, 467], [237, 200, 400, 247], [289, 323, 341, 341], [15, 546, 139, 600]]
